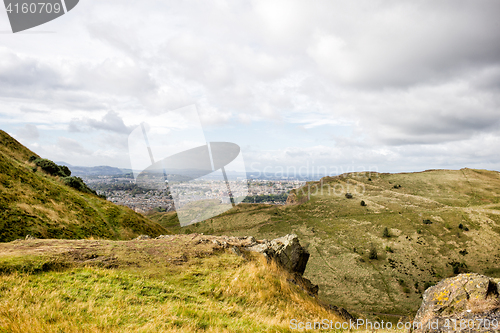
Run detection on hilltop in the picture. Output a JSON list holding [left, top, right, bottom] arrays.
[[0, 130, 166, 242], [150, 168, 500, 318]]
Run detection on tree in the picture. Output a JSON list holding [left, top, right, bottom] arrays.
[[382, 227, 390, 238]]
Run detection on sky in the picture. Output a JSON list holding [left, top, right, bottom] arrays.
[[1, 0, 500, 178]]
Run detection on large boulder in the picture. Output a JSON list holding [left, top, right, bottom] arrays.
[[246, 234, 310, 275], [412, 273, 500, 332]]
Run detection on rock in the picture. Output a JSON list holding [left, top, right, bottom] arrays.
[[25, 234, 36, 240], [412, 273, 500, 332], [327, 304, 356, 322], [134, 235, 150, 240], [246, 234, 310, 275], [155, 235, 174, 240], [286, 193, 298, 205], [230, 246, 242, 256], [244, 234, 318, 296]]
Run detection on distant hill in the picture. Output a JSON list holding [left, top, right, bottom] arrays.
[[56, 162, 133, 176], [0, 130, 167, 242], [151, 168, 500, 318]]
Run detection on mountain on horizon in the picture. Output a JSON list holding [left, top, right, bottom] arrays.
[[56, 162, 133, 177]]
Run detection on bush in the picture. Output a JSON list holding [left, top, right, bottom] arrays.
[[423, 219, 432, 224], [368, 246, 378, 260], [385, 246, 393, 253], [62, 176, 97, 196], [59, 165, 71, 177], [360, 200, 366, 206], [31, 158, 71, 177], [382, 227, 390, 238], [449, 261, 468, 275], [345, 193, 353, 199], [458, 223, 463, 229]]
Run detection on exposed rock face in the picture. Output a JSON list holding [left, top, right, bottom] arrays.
[[246, 234, 310, 275], [154, 233, 317, 295], [245, 234, 317, 296], [412, 273, 500, 332], [285, 193, 298, 205]]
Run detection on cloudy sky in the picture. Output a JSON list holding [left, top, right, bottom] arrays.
[[1, 0, 500, 177]]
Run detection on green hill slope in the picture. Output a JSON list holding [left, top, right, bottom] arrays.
[[151, 169, 500, 317], [0, 130, 167, 242]]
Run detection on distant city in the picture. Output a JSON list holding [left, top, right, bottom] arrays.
[[82, 173, 305, 214]]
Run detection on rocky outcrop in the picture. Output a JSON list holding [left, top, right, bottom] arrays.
[[285, 193, 298, 205], [244, 234, 318, 296], [152, 233, 318, 296], [412, 273, 500, 332], [245, 234, 310, 275]]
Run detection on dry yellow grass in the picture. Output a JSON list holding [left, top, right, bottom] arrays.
[[0, 237, 352, 332]]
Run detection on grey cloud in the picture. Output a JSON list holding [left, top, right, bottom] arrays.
[[87, 111, 132, 134], [0, 49, 65, 94], [16, 124, 40, 141], [57, 137, 92, 155], [69, 111, 132, 134]]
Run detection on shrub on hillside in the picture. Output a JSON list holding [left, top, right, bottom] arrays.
[[360, 200, 366, 206], [31, 157, 71, 177], [423, 219, 432, 224], [345, 193, 353, 199], [62, 176, 97, 196], [382, 227, 390, 238]]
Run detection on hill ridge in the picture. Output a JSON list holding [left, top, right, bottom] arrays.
[[150, 167, 500, 317]]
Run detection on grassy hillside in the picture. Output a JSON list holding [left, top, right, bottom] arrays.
[[0, 236, 349, 332], [150, 169, 500, 317], [0, 130, 166, 242]]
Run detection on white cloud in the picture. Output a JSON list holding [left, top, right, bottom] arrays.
[[1, 0, 500, 173]]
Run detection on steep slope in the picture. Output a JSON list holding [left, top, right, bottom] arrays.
[[0, 130, 166, 241], [150, 169, 500, 317]]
